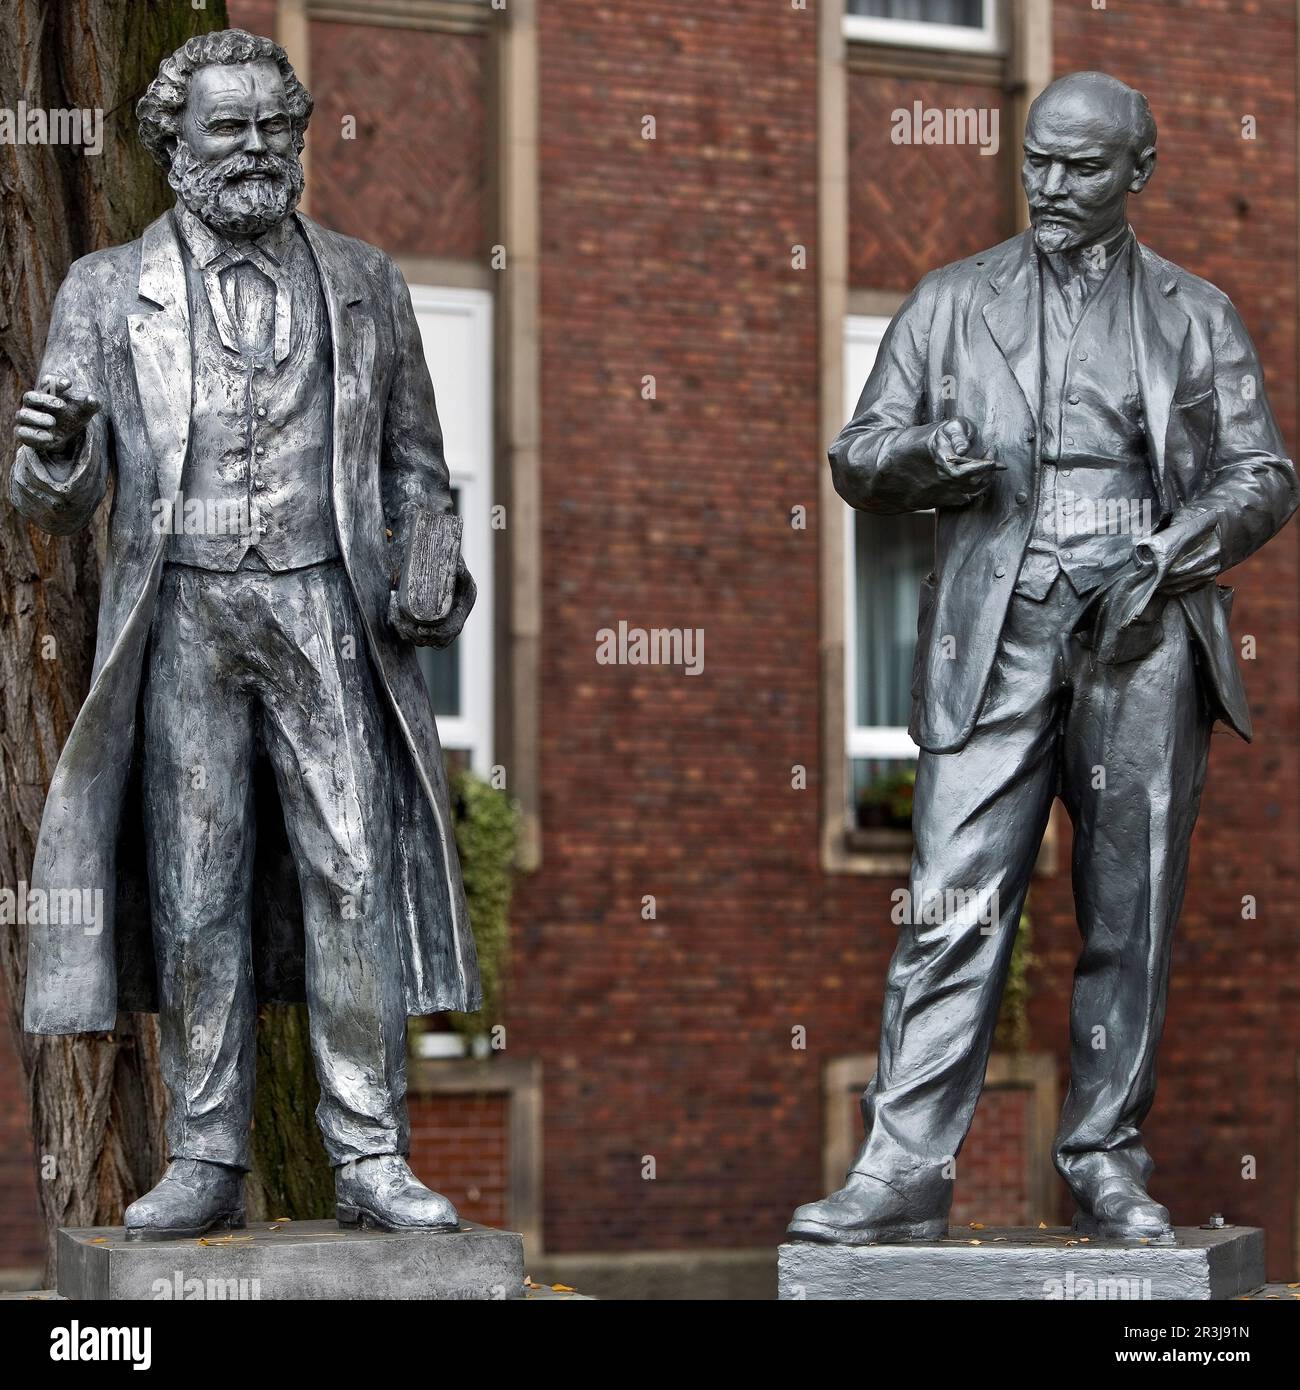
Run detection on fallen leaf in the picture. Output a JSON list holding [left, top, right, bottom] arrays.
[[969, 1222, 985, 1231], [551, 1283, 575, 1292]]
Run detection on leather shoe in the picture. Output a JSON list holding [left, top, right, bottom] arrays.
[[1071, 1177, 1174, 1243], [336, 1155, 459, 1233], [124, 1159, 245, 1241], [787, 1171, 948, 1245]]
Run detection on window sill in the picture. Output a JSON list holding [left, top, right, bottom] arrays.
[[839, 826, 913, 877], [843, 35, 1006, 86], [831, 806, 1061, 878]]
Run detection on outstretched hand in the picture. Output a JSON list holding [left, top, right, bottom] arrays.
[[14, 376, 100, 457]]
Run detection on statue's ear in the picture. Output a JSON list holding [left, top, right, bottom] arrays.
[[1130, 146, 1156, 195]]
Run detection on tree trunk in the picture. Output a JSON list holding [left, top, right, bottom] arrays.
[[246, 1004, 335, 1223], [0, 0, 228, 1286]]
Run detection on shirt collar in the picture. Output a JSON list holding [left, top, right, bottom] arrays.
[[173, 202, 295, 270]]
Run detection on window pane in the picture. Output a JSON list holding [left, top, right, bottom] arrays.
[[851, 756, 917, 831], [846, 0, 984, 26], [418, 488, 461, 718], [854, 510, 934, 730]]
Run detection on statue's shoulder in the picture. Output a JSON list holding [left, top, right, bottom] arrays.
[[1135, 241, 1233, 317], [296, 215, 396, 287], [915, 232, 1028, 303], [61, 234, 140, 299]]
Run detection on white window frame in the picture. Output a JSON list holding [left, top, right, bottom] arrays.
[[842, 0, 1003, 54], [409, 283, 494, 776], [843, 313, 922, 766]]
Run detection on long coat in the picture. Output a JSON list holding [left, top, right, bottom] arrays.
[[11, 210, 481, 1033], [831, 229, 1299, 754]]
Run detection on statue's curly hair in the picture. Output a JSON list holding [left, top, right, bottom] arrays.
[[136, 28, 313, 170]]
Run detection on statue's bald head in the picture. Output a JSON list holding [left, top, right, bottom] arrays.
[[1029, 72, 1156, 161], [1023, 72, 1157, 254]]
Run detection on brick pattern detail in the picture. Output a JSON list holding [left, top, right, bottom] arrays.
[[849, 74, 1012, 290], [305, 20, 488, 259]]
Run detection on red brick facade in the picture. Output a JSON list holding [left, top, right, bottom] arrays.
[[3, 0, 1298, 1285], [409, 1093, 509, 1231]]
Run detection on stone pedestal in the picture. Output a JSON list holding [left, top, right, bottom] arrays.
[[778, 1226, 1264, 1301], [57, 1219, 524, 1301]]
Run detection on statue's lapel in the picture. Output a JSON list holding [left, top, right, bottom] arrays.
[[298, 213, 375, 547], [129, 212, 192, 507], [1130, 243, 1190, 505], [981, 232, 1041, 418]]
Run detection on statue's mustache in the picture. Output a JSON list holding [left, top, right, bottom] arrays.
[[204, 150, 295, 184]]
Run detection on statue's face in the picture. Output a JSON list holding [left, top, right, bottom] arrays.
[[169, 59, 304, 238], [1022, 88, 1152, 254]]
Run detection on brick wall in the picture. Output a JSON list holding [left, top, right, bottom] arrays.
[[0, 1022, 41, 1272], [509, 0, 827, 1253], [950, 1090, 1031, 1229], [408, 1093, 509, 1230]]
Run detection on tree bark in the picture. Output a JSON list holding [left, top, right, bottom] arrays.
[[0, 0, 227, 1285]]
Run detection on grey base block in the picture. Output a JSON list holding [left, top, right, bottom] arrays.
[[57, 1219, 524, 1301], [778, 1226, 1265, 1301]]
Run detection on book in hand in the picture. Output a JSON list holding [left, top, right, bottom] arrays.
[[396, 509, 462, 625]]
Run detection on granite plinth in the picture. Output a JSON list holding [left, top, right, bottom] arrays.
[[57, 1219, 524, 1301], [778, 1226, 1264, 1301]]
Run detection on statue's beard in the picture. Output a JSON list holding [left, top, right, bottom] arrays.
[[169, 141, 304, 239], [1032, 219, 1081, 254]]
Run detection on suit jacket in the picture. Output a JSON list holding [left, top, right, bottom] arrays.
[[9, 209, 481, 1033], [830, 229, 1298, 754]]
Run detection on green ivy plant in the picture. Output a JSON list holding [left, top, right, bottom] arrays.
[[446, 769, 520, 1042], [995, 900, 1035, 1054]]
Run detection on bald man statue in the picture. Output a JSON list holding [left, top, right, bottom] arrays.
[[790, 72, 1297, 1244]]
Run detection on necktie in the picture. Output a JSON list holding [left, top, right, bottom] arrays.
[[204, 245, 292, 365]]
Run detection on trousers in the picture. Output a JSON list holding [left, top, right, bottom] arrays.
[[142, 558, 409, 1169], [855, 571, 1213, 1205]]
